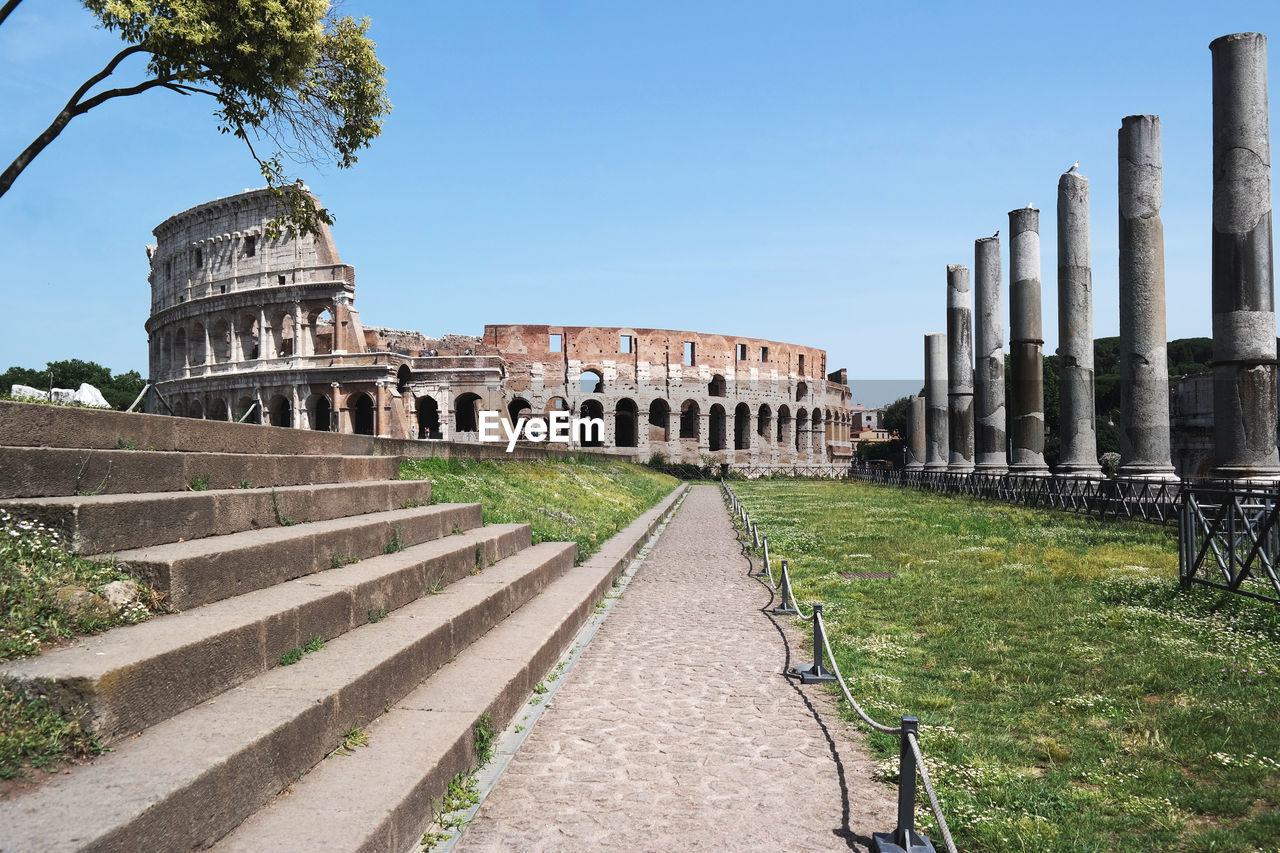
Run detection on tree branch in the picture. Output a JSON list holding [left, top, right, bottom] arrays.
[[74, 76, 176, 115], [0, 0, 25, 29]]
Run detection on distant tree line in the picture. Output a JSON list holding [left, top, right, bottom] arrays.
[[2, 360, 145, 411], [869, 336, 1217, 467]]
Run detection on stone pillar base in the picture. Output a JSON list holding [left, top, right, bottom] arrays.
[[1008, 463, 1050, 476], [974, 462, 1008, 475], [1055, 464, 1103, 479], [1116, 464, 1178, 481]]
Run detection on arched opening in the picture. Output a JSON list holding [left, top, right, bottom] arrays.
[[579, 400, 605, 447], [397, 364, 412, 393], [811, 408, 824, 453], [351, 392, 376, 436], [307, 393, 331, 431], [757, 404, 773, 440], [796, 381, 808, 402], [709, 404, 727, 451], [187, 398, 202, 419], [679, 400, 700, 440], [310, 308, 336, 355], [734, 402, 751, 450], [213, 319, 231, 364], [579, 369, 604, 394], [208, 397, 229, 421], [545, 396, 570, 414], [415, 396, 440, 438], [648, 399, 670, 442], [454, 392, 482, 433], [278, 313, 296, 357], [237, 396, 262, 424], [171, 399, 185, 418], [191, 322, 207, 367], [777, 405, 792, 445], [708, 374, 726, 397], [615, 398, 638, 448], [268, 394, 292, 428], [174, 328, 188, 373], [795, 408, 809, 452], [507, 397, 532, 426], [238, 314, 260, 361]]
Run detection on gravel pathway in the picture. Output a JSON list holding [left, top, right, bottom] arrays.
[[454, 484, 898, 851]]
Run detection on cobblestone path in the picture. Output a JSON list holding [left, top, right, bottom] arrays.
[[455, 485, 898, 851]]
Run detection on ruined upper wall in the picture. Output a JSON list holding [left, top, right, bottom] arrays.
[[147, 188, 349, 314], [484, 325, 828, 378]]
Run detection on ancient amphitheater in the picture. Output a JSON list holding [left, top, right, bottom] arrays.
[[145, 188, 857, 464]]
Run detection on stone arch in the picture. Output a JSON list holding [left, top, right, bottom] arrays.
[[545, 396, 570, 413], [811, 408, 824, 453], [208, 397, 229, 421], [615, 398, 638, 448], [187, 398, 202, 419], [648, 399, 670, 442], [237, 313, 260, 361], [757, 404, 773, 440], [579, 369, 604, 394], [508, 397, 532, 425], [579, 399, 605, 447], [708, 374, 726, 397], [734, 402, 751, 451], [191, 322, 207, 367], [709, 403, 727, 451], [397, 365, 412, 393], [213, 318, 232, 363], [351, 392, 376, 435], [306, 393, 331, 431], [268, 394, 292, 427], [309, 307, 336, 355], [236, 396, 260, 424], [417, 395, 441, 438], [796, 381, 808, 402], [173, 328, 188, 373], [454, 392, 482, 433], [795, 408, 809, 452], [777, 404, 792, 445], [679, 400, 700, 440]]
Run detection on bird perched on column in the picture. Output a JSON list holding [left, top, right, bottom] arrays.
[[1065, 160, 1080, 174]]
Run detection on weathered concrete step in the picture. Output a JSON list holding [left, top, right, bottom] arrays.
[[0, 480, 433, 554], [1, 523, 531, 744], [0, 541, 577, 853], [0, 399, 377, 456], [0, 446, 402, 499], [114, 503, 483, 610], [213, 484, 687, 853]]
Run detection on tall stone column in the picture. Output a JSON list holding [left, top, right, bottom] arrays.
[[924, 333, 949, 471], [906, 394, 925, 470], [1056, 171, 1103, 476], [974, 235, 1007, 472], [1008, 208, 1049, 474], [1210, 33, 1280, 480], [1117, 115, 1176, 479], [947, 264, 975, 472]]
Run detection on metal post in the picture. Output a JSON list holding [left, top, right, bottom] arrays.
[[759, 535, 770, 577], [789, 603, 836, 683], [772, 560, 798, 615], [752, 521, 760, 549], [872, 717, 937, 853]]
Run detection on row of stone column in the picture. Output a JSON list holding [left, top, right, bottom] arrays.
[[907, 33, 1276, 481]]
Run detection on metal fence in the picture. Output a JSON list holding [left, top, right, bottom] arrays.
[[1180, 483, 1280, 604], [654, 463, 855, 481], [722, 480, 955, 853]]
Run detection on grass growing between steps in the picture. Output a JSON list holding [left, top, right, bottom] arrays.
[[0, 509, 160, 662], [399, 457, 676, 563], [730, 480, 1280, 853]]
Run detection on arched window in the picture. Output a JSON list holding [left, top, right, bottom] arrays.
[[417, 396, 441, 438], [269, 394, 292, 428], [777, 405, 791, 445], [757, 404, 773, 440], [351, 393, 376, 435], [734, 403, 751, 450], [307, 393, 331, 431], [708, 374, 726, 397], [795, 408, 809, 452], [679, 400, 700, 440], [648, 399, 670, 442], [615, 398, 638, 448], [454, 392, 482, 433], [796, 381, 808, 402], [579, 399, 604, 447], [508, 397, 532, 425], [208, 397, 229, 421], [709, 404, 727, 451], [580, 369, 604, 394], [397, 364, 412, 393]]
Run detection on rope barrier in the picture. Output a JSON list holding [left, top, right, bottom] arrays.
[[721, 479, 957, 853]]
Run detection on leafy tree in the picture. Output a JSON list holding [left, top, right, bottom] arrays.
[[2, 360, 145, 410], [0, 0, 391, 236], [882, 395, 911, 439]]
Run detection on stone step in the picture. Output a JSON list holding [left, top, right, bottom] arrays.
[[1, 523, 531, 744], [0, 480, 433, 554], [212, 484, 686, 852], [113, 503, 483, 611], [0, 541, 577, 853], [0, 446, 402, 499], [0, 399, 377, 456]]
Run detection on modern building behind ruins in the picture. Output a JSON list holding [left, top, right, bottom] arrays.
[[145, 189, 856, 464]]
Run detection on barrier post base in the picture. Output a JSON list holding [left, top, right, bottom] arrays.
[[871, 829, 936, 853]]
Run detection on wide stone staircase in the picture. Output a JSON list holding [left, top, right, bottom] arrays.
[[0, 402, 681, 851]]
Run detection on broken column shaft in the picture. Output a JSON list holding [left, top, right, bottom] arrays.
[[1008, 208, 1049, 474], [947, 264, 975, 472], [1056, 171, 1102, 476], [974, 235, 1007, 473], [906, 394, 925, 470], [924, 333, 949, 471], [1210, 32, 1280, 480], [1117, 115, 1176, 479]]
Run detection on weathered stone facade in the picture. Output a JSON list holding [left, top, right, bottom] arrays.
[[145, 189, 855, 463]]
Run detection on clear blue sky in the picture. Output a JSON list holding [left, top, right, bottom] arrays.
[[1, 1, 1277, 406]]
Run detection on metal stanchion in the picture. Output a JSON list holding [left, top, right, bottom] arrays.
[[788, 603, 835, 683], [771, 560, 798, 615], [872, 717, 936, 853], [758, 535, 770, 577]]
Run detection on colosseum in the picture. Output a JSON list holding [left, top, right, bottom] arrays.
[[144, 188, 856, 465]]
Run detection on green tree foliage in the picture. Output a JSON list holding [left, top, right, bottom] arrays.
[[2, 360, 145, 410], [881, 395, 911, 439], [0, 0, 391, 236]]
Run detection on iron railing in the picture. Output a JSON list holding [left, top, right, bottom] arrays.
[[655, 463, 853, 481], [1180, 483, 1280, 604]]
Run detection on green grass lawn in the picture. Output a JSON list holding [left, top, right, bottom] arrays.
[[400, 456, 677, 563], [729, 480, 1280, 853]]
